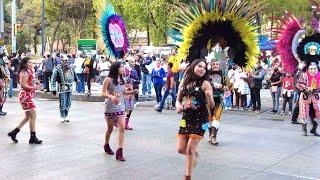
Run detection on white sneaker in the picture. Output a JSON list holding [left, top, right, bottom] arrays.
[[228, 107, 232, 110], [225, 107, 228, 111], [60, 118, 65, 123]]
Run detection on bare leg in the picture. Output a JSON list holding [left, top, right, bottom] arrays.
[[177, 136, 188, 155], [17, 111, 30, 129], [28, 110, 37, 132], [105, 118, 114, 145], [117, 117, 126, 148], [185, 138, 201, 176]]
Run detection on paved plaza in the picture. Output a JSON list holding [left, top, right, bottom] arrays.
[[0, 92, 319, 180]]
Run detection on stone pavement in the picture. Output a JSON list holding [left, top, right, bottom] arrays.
[[0, 92, 319, 180]]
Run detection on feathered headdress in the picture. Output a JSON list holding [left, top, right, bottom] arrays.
[[172, 0, 263, 68], [100, 4, 129, 59], [275, 13, 303, 74], [276, 0, 320, 73]]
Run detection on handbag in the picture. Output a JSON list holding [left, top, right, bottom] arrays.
[[271, 86, 278, 93]]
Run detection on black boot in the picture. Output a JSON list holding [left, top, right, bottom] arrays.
[[302, 124, 307, 136], [8, 128, 20, 143], [208, 127, 212, 138], [310, 121, 320, 137], [29, 132, 43, 144], [0, 106, 7, 116], [209, 127, 219, 145]]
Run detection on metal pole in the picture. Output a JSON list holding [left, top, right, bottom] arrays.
[[41, 0, 45, 56], [12, 0, 16, 54]]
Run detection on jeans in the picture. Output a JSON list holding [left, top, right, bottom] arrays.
[[142, 73, 152, 95], [76, 73, 85, 93], [224, 96, 232, 108], [59, 92, 71, 118], [293, 90, 300, 102], [158, 88, 176, 110], [8, 79, 13, 97], [270, 86, 281, 112], [154, 83, 163, 103]]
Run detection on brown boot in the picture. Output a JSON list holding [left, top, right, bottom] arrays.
[[184, 175, 191, 180]]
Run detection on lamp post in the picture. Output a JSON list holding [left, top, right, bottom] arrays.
[[12, 0, 16, 54], [41, 0, 45, 56], [0, 0, 4, 53]]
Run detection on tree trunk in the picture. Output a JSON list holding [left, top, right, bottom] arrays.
[[49, 21, 61, 54], [147, 23, 150, 46], [33, 31, 37, 55], [270, 13, 274, 39], [56, 34, 60, 52]]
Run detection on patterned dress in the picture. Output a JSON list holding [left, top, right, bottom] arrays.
[[18, 69, 36, 111], [178, 80, 208, 138], [104, 79, 126, 120]]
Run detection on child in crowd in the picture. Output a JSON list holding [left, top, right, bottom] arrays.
[[281, 72, 294, 116], [224, 86, 232, 110]]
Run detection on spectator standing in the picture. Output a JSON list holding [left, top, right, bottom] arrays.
[[133, 55, 142, 101], [168, 50, 180, 92], [74, 54, 86, 94], [269, 66, 283, 114], [281, 72, 294, 115], [251, 61, 265, 112], [97, 56, 111, 85], [140, 53, 153, 96], [151, 59, 166, 104], [42, 54, 55, 92]]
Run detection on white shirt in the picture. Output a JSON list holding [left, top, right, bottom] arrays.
[[74, 57, 85, 74], [98, 61, 111, 76]]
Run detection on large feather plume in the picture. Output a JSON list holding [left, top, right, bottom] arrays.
[[172, 0, 263, 68], [276, 13, 303, 74], [100, 4, 129, 59]]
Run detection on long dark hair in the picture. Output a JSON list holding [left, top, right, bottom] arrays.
[[108, 61, 125, 85], [18, 57, 31, 76], [182, 59, 208, 89]]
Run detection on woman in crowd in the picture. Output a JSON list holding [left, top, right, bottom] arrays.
[[101, 61, 138, 161], [176, 59, 214, 179], [151, 59, 166, 104], [7, 57, 42, 144], [268, 65, 283, 114]]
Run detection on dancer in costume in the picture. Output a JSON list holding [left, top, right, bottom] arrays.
[[0, 53, 10, 116], [206, 50, 226, 145], [8, 57, 43, 144], [102, 61, 138, 161], [176, 59, 214, 180], [172, 0, 262, 179], [275, 1, 320, 136], [51, 57, 78, 123]]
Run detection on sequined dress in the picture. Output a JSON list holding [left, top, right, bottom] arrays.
[[178, 80, 208, 138], [104, 79, 126, 119]]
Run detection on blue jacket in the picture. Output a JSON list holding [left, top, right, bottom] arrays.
[[151, 68, 166, 84]]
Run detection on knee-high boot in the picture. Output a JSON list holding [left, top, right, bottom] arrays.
[[310, 121, 320, 137]]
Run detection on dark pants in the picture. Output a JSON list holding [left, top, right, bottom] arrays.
[[133, 84, 139, 101], [154, 83, 163, 103], [240, 94, 247, 107], [174, 73, 179, 92], [76, 73, 85, 93], [12, 73, 18, 88], [234, 89, 240, 108], [282, 96, 293, 112], [43, 71, 53, 91], [251, 88, 261, 110], [292, 102, 299, 122], [84, 73, 92, 91]]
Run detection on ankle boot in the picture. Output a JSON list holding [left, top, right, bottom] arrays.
[[209, 127, 218, 145], [184, 175, 191, 180], [104, 144, 114, 155], [302, 124, 307, 136], [29, 132, 43, 144], [125, 118, 133, 130], [0, 106, 7, 116], [208, 127, 213, 139], [8, 128, 20, 143], [116, 148, 125, 161], [310, 121, 320, 137]]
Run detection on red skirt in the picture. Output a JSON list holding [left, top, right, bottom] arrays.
[[18, 90, 36, 111]]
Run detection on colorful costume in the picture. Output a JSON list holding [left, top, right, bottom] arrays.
[[172, 0, 261, 144], [18, 69, 36, 111], [51, 61, 78, 122], [276, 1, 320, 136], [0, 55, 9, 115], [178, 80, 209, 139], [104, 79, 126, 120]]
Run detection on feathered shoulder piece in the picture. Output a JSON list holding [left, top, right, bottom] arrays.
[[100, 4, 129, 59], [172, 0, 263, 68]]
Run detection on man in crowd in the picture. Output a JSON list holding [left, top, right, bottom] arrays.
[[42, 54, 55, 92], [250, 61, 265, 112]]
